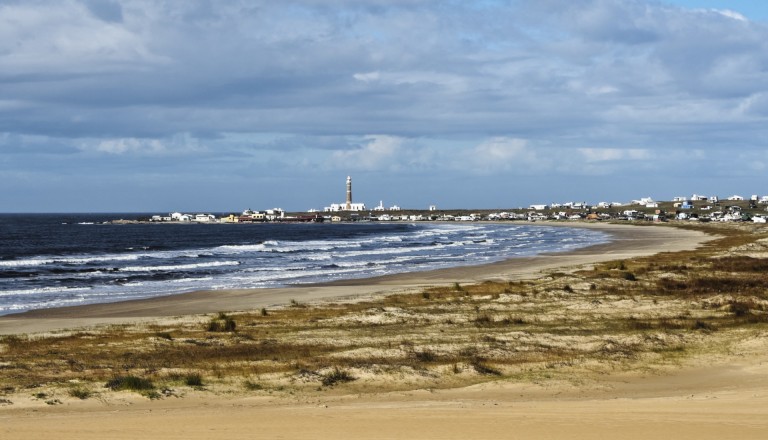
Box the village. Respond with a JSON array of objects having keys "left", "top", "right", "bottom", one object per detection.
[{"left": 144, "top": 192, "right": 768, "bottom": 225}]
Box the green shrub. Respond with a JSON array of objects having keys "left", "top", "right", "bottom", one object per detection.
[
  {"left": 321, "top": 368, "right": 356, "bottom": 387},
  {"left": 207, "top": 313, "right": 236, "bottom": 332},
  {"left": 155, "top": 332, "right": 173, "bottom": 340},
  {"left": 105, "top": 375, "right": 155, "bottom": 392},
  {"left": 185, "top": 373, "right": 204, "bottom": 387},
  {"left": 244, "top": 380, "right": 263, "bottom": 391},
  {"left": 470, "top": 359, "right": 502, "bottom": 376},
  {"left": 68, "top": 387, "right": 92, "bottom": 400},
  {"left": 622, "top": 272, "right": 637, "bottom": 281},
  {"left": 413, "top": 349, "right": 437, "bottom": 362}
]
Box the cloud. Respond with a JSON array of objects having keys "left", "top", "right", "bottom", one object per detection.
[
  {"left": 77, "top": 133, "right": 210, "bottom": 156},
  {"left": 0, "top": 1, "right": 165, "bottom": 76},
  {"left": 710, "top": 9, "right": 748, "bottom": 22},
  {"left": 465, "top": 137, "right": 542, "bottom": 173},
  {"left": 2, "top": 0, "right": 768, "bottom": 210},
  {"left": 578, "top": 148, "right": 653, "bottom": 162},
  {"left": 328, "top": 135, "right": 402, "bottom": 170}
]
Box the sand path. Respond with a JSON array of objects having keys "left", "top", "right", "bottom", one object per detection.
[{"left": 3, "top": 356, "right": 767, "bottom": 439}]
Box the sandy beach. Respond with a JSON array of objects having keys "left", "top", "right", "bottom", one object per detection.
[
  {"left": 5, "top": 222, "right": 768, "bottom": 440},
  {"left": 0, "top": 222, "right": 708, "bottom": 335}
]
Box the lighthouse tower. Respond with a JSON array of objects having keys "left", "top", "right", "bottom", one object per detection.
[{"left": 345, "top": 176, "right": 352, "bottom": 210}]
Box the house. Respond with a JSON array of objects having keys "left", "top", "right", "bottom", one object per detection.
[
  {"left": 632, "top": 197, "right": 655, "bottom": 206},
  {"left": 171, "top": 212, "right": 191, "bottom": 222},
  {"left": 265, "top": 208, "right": 284, "bottom": 221},
  {"left": 691, "top": 194, "right": 708, "bottom": 201},
  {"left": 727, "top": 195, "right": 744, "bottom": 201},
  {"left": 193, "top": 214, "right": 217, "bottom": 223},
  {"left": 529, "top": 204, "right": 549, "bottom": 210},
  {"left": 672, "top": 196, "right": 688, "bottom": 202}
]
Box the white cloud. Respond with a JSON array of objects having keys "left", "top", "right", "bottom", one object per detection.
[
  {"left": 353, "top": 71, "right": 380, "bottom": 82},
  {"left": 0, "top": 1, "right": 165, "bottom": 75},
  {"left": 578, "top": 148, "right": 653, "bottom": 162},
  {"left": 90, "top": 138, "right": 166, "bottom": 155},
  {"left": 3, "top": 0, "right": 768, "bottom": 210},
  {"left": 79, "top": 133, "right": 208, "bottom": 156},
  {"left": 465, "top": 137, "right": 543, "bottom": 173},
  {"left": 711, "top": 9, "right": 748, "bottom": 22},
  {"left": 329, "top": 135, "right": 402, "bottom": 170}
]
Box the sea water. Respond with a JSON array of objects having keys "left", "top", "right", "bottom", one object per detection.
[{"left": 0, "top": 214, "right": 609, "bottom": 315}]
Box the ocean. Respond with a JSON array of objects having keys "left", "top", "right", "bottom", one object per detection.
[{"left": 0, "top": 214, "right": 609, "bottom": 315}]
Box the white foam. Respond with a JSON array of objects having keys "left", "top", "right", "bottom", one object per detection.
[
  {"left": 119, "top": 261, "right": 240, "bottom": 272},
  {"left": 0, "top": 286, "right": 92, "bottom": 297}
]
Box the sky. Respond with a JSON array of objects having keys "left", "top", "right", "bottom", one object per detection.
[{"left": 1, "top": 0, "right": 767, "bottom": 212}]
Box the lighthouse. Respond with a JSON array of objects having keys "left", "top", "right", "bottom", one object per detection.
[
  {"left": 323, "top": 176, "right": 365, "bottom": 212},
  {"left": 345, "top": 176, "right": 352, "bottom": 210}
]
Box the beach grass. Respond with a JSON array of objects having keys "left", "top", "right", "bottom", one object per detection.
[{"left": 1, "top": 223, "right": 768, "bottom": 403}]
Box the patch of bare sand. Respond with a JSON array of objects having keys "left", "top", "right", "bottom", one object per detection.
[{"left": 2, "top": 353, "right": 767, "bottom": 440}]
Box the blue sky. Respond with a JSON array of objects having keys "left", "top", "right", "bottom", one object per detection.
[{"left": 1, "top": 0, "right": 767, "bottom": 212}]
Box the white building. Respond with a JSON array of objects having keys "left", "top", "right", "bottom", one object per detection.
[
  {"left": 193, "top": 214, "right": 217, "bottom": 223},
  {"left": 265, "top": 208, "right": 284, "bottom": 221},
  {"left": 324, "top": 176, "right": 367, "bottom": 212},
  {"left": 324, "top": 203, "right": 366, "bottom": 212},
  {"left": 171, "top": 212, "right": 191, "bottom": 222},
  {"left": 632, "top": 197, "right": 655, "bottom": 205}
]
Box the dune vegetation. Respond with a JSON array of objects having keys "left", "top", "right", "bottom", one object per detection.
[{"left": 1, "top": 223, "right": 768, "bottom": 406}]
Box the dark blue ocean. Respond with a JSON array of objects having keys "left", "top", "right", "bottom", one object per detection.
[{"left": 0, "top": 214, "right": 609, "bottom": 315}]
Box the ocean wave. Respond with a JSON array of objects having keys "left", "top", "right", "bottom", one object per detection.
[
  {"left": 119, "top": 261, "right": 240, "bottom": 272},
  {"left": 0, "top": 286, "right": 92, "bottom": 297},
  {"left": 0, "top": 221, "right": 610, "bottom": 316}
]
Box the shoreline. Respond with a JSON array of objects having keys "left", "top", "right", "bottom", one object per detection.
[
  {"left": 6, "top": 222, "right": 768, "bottom": 440},
  {"left": 0, "top": 222, "right": 711, "bottom": 335}
]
